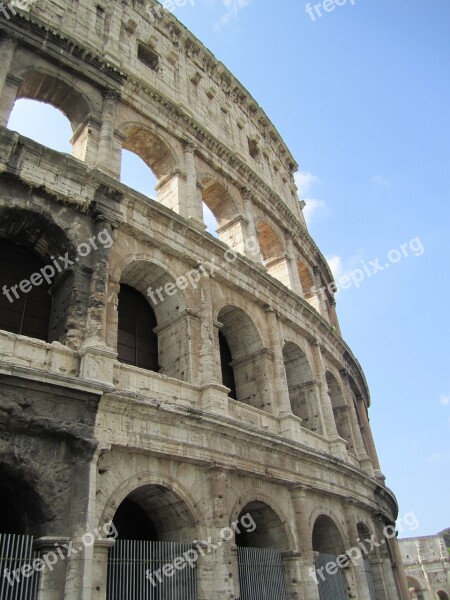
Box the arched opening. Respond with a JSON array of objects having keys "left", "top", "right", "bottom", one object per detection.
[
  {"left": 282, "top": 342, "right": 322, "bottom": 434},
  {"left": 217, "top": 306, "right": 270, "bottom": 411},
  {"left": 349, "top": 376, "right": 371, "bottom": 457},
  {"left": 357, "top": 522, "right": 377, "bottom": 600},
  {"left": 297, "top": 260, "right": 315, "bottom": 298},
  {"left": 437, "top": 592, "right": 449, "bottom": 600},
  {"left": 219, "top": 330, "right": 237, "bottom": 399},
  {"left": 200, "top": 177, "right": 244, "bottom": 249},
  {"left": 117, "top": 284, "right": 158, "bottom": 371},
  {"left": 121, "top": 125, "right": 176, "bottom": 203},
  {"left": 236, "top": 501, "right": 290, "bottom": 600},
  {"left": 407, "top": 576, "right": 425, "bottom": 600},
  {"left": 120, "top": 149, "right": 158, "bottom": 198},
  {"left": 7, "top": 98, "right": 73, "bottom": 153},
  {"left": 118, "top": 261, "right": 188, "bottom": 381},
  {"left": 326, "top": 372, "right": 355, "bottom": 453},
  {"left": 0, "top": 464, "right": 45, "bottom": 536},
  {"left": 7, "top": 71, "right": 91, "bottom": 160},
  {"left": 0, "top": 465, "right": 46, "bottom": 596},
  {"left": 256, "top": 220, "right": 292, "bottom": 288},
  {"left": 0, "top": 207, "right": 76, "bottom": 345},
  {"left": 0, "top": 239, "right": 52, "bottom": 341},
  {"left": 312, "top": 515, "right": 349, "bottom": 600},
  {"left": 108, "top": 484, "right": 198, "bottom": 599}
]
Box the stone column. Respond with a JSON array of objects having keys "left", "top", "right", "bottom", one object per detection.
[
  {"left": 90, "top": 539, "right": 115, "bottom": 600},
  {"left": 80, "top": 187, "right": 122, "bottom": 387},
  {"left": 96, "top": 89, "right": 121, "bottom": 177},
  {"left": 286, "top": 235, "right": 303, "bottom": 295},
  {"left": 387, "top": 534, "right": 411, "bottom": 600},
  {"left": 290, "top": 486, "right": 320, "bottom": 600},
  {"left": 33, "top": 537, "right": 70, "bottom": 600},
  {"left": 342, "top": 501, "right": 371, "bottom": 600},
  {"left": 264, "top": 306, "right": 292, "bottom": 419},
  {"left": 329, "top": 298, "right": 342, "bottom": 336},
  {"left": 312, "top": 265, "right": 328, "bottom": 319},
  {"left": 340, "top": 370, "right": 373, "bottom": 473},
  {"left": 373, "top": 516, "right": 401, "bottom": 600},
  {"left": 241, "top": 188, "right": 262, "bottom": 262},
  {"left": 183, "top": 141, "right": 204, "bottom": 224},
  {"left": 0, "top": 32, "right": 17, "bottom": 97},
  {"left": 0, "top": 73, "right": 22, "bottom": 127},
  {"left": 310, "top": 343, "right": 346, "bottom": 459},
  {"left": 355, "top": 394, "right": 383, "bottom": 476}
]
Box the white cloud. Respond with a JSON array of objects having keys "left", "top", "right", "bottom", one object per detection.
[
  {"left": 303, "top": 198, "right": 327, "bottom": 225},
  {"left": 439, "top": 394, "right": 450, "bottom": 407},
  {"left": 215, "top": 0, "right": 251, "bottom": 29},
  {"left": 327, "top": 255, "right": 344, "bottom": 281},
  {"left": 372, "top": 175, "right": 391, "bottom": 190},
  {"left": 295, "top": 171, "right": 321, "bottom": 196}
]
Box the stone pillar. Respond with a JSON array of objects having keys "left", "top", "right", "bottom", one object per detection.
[
  {"left": 312, "top": 265, "right": 328, "bottom": 319},
  {"left": 0, "top": 33, "right": 17, "bottom": 97},
  {"left": 342, "top": 502, "right": 371, "bottom": 600},
  {"left": 33, "top": 537, "right": 70, "bottom": 600},
  {"left": 286, "top": 235, "right": 303, "bottom": 295},
  {"left": 264, "top": 306, "right": 292, "bottom": 419},
  {"left": 373, "top": 516, "right": 401, "bottom": 600},
  {"left": 216, "top": 215, "right": 248, "bottom": 256},
  {"left": 241, "top": 188, "right": 262, "bottom": 262},
  {"left": 90, "top": 539, "right": 115, "bottom": 600},
  {"left": 80, "top": 187, "right": 122, "bottom": 387},
  {"left": 0, "top": 73, "right": 21, "bottom": 127},
  {"left": 329, "top": 298, "right": 342, "bottom": 336},
  {"left": 290, "top": 486, "right": 320, "bottom": 600},
  {"left": 95, "top": 90, "right": 121, "bottom": 177},
  {"left": 387, "top": 534, "right": 411, "bottom": 600},
  {"left": 183, "top": 141, "right": 204, "bottom": 224},
  {"left": 340, "top": 370, "right": 373, "bottom": 473},
  {"left": 355, "top": 394, "right": 383, "bottom": 476},
  {"left": 310, "top": 343, "right": 346, "bottom": 459}
]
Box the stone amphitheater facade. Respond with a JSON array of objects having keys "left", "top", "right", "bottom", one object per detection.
[{"left": 0, "top": 1, "right": 410, "bottom": 599}]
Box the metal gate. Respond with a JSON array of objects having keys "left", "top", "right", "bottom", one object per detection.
[
  {"left": 0, "top": 533, "right": 40, "bottom": 600},
  {"left": 237, "top": 546, "right": 288, "bottom": 600},
  {"left": 363, "top": 557, "right": 377, "bottom": 600},
  {"left": 315, "top": 553, "right": 347, "bottom": 600},
  {"left": 107, "top": 540, "right": 197, "bottom": 600}
]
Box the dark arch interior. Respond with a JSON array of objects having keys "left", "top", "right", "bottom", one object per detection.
[
  {"left": 117, "top": 284, "right": 159, "bottom": 371},
  {"left": 312, "top": 515, "right": 345, "bottom": 555},
  {"left": 236, "top": 501, "right": 288, "bottom": 550},
  {"left": 0, "top": 239, "right": 52, "bottom": 341},
  {"left": 0, "top": 465, "right": 45, "bottom": 535},
  {"left": 112, "top": 499, "right": 158, "bottom": 541},
  {"left": 219, "top": 330, "right": 237, "bottom": 398}
]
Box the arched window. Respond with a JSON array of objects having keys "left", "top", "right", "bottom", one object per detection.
[
  {"left": 219, "top": 330, "right": 237, "bottom": 398},
  {"left": 117, "top": 284, "right": 158, "bottom": 371},
  {"left": 120, "top": 149, "right": 158, "bottom": 198},
  {"left": 0, "top": 239, "right": 52, "bottom": 341}
]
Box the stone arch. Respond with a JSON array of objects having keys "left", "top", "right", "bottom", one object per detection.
[
  {"left": 407, "top": 576, "right": 426, "bottom": 600},
  {"left": 120, "top": 123, "right": 178, "bottom": 179},
  {"left": 15, "top": 68, "right": 92, "bottom": 132},
  {"left": 0, "top": 205, "right": 78, "bottom": 345},
  {"left": 282, "top": 341, "right": 322, "bottom": 433},
  {"left": 230, "top": 491, "right": 295, "bottom": 551},
  {"left": 326, "top": 371, "right": 355, "bottom": 453},
  {"left": 437, "top": 591, "right": 449, "bottom": 600},
  {"left": 0, "top": 457, "right": 55, "bottom": 536},
  {"left": 199, "top": 175, "right": 239, "bottom": 228},
  {"left": 116, "top": 258, "right": 189, "bottom": 380},
  {"left": 298, "top": 259, "right": 315, "bottom": 298},
  {"left": 217, "top": 304, "right": 271, "bottom": 411},
  {"left": 311, "top": 512, "right": 347, "bottom": 555},
  {"left": 99, "top": 471, "right": 203, "bottom": 542},
  {"left": 256, "top": 219, "right": 284, "bottom": 262}
]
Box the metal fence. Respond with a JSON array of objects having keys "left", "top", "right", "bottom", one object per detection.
[
  {"left": 315, "top": 553, "right": 348, "bottom": 600},
  {"left": 237, "top": 546, "right": 288, "bottom": 600},
  {"left": 107, "top": 540, "right": 197, "bottom": 600},
  {"left": 0, "top": 533, "right": 40, "bottom": 600}
]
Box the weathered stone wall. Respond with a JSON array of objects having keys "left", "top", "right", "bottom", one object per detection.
[
  {"left": 0, "top": 2, "right": 410, "bottom": 599},
  {"left": 399, "top": 536, "right": 450, "bottom": 600}
]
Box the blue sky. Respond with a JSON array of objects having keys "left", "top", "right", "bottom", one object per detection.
[{"left": 8, "top": 0, "right": 450, "bottom": 537}]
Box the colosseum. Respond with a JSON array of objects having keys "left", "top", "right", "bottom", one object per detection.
[{"left": 0, "top": 1, "right": 410, "bottom": 599}]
